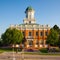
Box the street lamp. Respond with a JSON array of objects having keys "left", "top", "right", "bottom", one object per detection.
[
  {"left": 21, "top": 44, "right": 24, "bottom": 60},
  {"left": 15, "top": 44, "right": 19, "bottom": 53},
  {"left": 12, "top": 44, "right": 16, "bottom": 60}
]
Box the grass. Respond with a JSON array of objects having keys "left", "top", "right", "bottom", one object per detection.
[
  {"left": 0, "top": 50, "right": 3, "bottom": 53},
  {"left": 0, "top": 48, "right": 60, "bottom": 56},
  {"left": 0, "top": 48, "right": 13, "bottom": 53},
  {"left": 0, "top": 48, "right": 22, "bottom": 53},
  {"left": 24, "top": 52, "right": 60, "bottom": 56}
]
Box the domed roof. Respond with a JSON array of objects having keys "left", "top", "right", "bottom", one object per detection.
[{"left": 25, "top": 6, "right": 34, "bottom": 13}]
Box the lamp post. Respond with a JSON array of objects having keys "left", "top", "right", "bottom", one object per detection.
[
  {"left": 15, "top": 44, "right": 19, "bottom": 53},
  {"left": 12, "top": 44, "right": 16, "bottom": 60},
  {"left": 21, "top": 44, "right": 24, "bottom": 60}
]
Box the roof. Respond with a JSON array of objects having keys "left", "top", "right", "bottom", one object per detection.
[
  {"left": 25, "top": 6, "right": 34, "bottom": 13},
  {"left": 19, "top": 23, "right": 39, "bottom": 26}
]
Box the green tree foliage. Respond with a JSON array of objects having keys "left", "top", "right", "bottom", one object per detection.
[
  {"left": 46, "top": 29, "right": 59, "bottom": 46},
  {"left": 53, "top": 25, "right": 60, "bottom": 34},
  {"left": 1, "top": 28, "right": 24, "bottom": 45},
  {"left": 58, "top": 35, "right": 60, "bottom": 48},
  {"left": 0, "top": 38, "right": 3, "bottom": 46},
  {"left": 0, "top": 38, "right": 1, "bottom": 41},
  {"left": 53, "top": 25, "right": 60, "bottom": 47},
  {"left": 0, "top": 38, "right": 1, "bottom": 46}
]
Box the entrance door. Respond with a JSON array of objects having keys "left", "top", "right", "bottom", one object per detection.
[{"left": 29, "top": 40, "right": 33, "bottom": 47}]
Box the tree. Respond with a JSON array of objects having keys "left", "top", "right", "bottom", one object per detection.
[
  {"left": 53, "top": 25, "right": 60, "bottom": 34},
  {"left": 58, "top": 35, "right": 60, "bottom": 48},
  {"left": 0, "top": 38, "right": 1, "bottom": 46},
  {"left": 46, "top": 29, "right": 59, "bottom": 46},
  {"left": 1, "top": 28, "right": 24, "bottom": 46},
  {"left": 52, "top": 25, "right": 60, "bottom": 48},
  {"left": 0, "top": 38, "right": 1, "bottom": 41},
  {"left": 0, "top": 38, "right": 3, "bottom": 46}
]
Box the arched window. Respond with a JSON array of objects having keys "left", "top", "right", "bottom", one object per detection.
[
  {"left": 36, "top": 31, "right": 38, "bottom": 36},
  {"left": 29, "top": 32, "right": 32, "bottom": 36},
  {"left": 40, "top": 32, "right": 43, "bottom": 36}
]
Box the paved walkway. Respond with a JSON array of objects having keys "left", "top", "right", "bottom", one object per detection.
[{"left": 0, "top": 52, "right": 60, "bottom": 60}]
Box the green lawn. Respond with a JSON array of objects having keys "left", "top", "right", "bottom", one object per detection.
[
  {"left": 0, "top": 48, "right": 60, "bottom": 56},
  {"left": 0, "top": 50, "right": 3, "bottom": 53},
  {"left": 0, "top": 48, "right": 13, "bottom": 53},
  {"left": 0, "top": 48, "right": 22, "bottom": 53},
  {"left": 24, "top": 52, "right": 60, "bottom": 56}
]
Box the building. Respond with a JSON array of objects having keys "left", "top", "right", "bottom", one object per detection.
[{"left": 10, "top": 6, "right": 50, "bottom": 49}]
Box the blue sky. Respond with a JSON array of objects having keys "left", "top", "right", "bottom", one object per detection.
[{"left": 0, "top": 0, "right": 60, "bottom": 36}]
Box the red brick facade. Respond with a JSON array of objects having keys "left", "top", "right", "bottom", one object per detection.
[{"left": 21, "top": 29, "right": 50, "bottom": 49}]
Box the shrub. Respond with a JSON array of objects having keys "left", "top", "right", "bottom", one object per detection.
[
  {"left": 39, "top": 48, "right": 48, "bottom": 53},
  {"left": 48, "top": 48, "right": 60, "bottom": 52}
]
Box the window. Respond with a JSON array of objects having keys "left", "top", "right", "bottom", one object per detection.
[
  {"left": 40, "top": 32, "right": 43, "bottom": 36},
  {"left": 23, "top": 32, "right": 25, "bottom": 36},
  {"left": 26, "top": 15, "right": 28, "bottom": 18},
  {"left": 29, "top": 32, "right": 32, "bottom": 36},
  {"left": 29, "top": 12, "right": 31, "bottom": 19},
  {"left": 29, "top": 40, "right": 33, "bottom": 46},
  {"left": 45, "top": 32, "right": 48, "bottom": 36},
  {"left": 29, "top": 21, "right": 31, "bottom": 24},
  {"left": 39, "top": 40, "right": 44, "bottom": 45},
  {"left": 36, "top": 40, "right": 39, "bottom": 45},
  {"left": 36, "top": 32, "right": 38, "bottom": 36}
]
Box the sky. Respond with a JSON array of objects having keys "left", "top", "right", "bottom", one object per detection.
[{"left": 0, "top": 0, "right": 60, "bottom": 37}]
